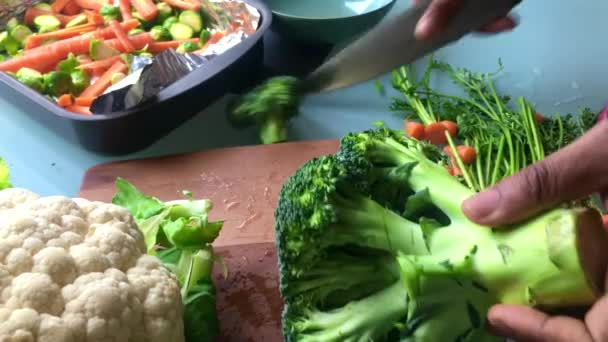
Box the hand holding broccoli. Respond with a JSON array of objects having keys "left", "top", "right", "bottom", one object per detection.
[
  {"left": 413, "top": 0, "right": 518, "bottom": 40},
  {"left": 463, "top": 121, "right": 608, "bottom": 341}
]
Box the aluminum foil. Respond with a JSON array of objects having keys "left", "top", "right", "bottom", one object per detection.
[
  {"left": 91, "top": 0, "right": 261, "bottom": 114},
  {"left": 0, "top": 0, "right": 41, "bottom": 30}
]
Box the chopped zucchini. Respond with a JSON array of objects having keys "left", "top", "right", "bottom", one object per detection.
[
  {"left": 9, "top": 25, "right": 33, "bottom": 44},
  {"left": 66, "top": 14, "right": 88, "bottom": 28},
  {"left": 33, "top": 15, "right": 61, "bottom": 33},
  {"left": 149, "top": 25, "right": 170, "bottom": 41},
  {"left": 16, "top": 67, "right": 44, "bottom": 93},
  {"left": 178, "top": 10, "right": 203, "bottom": 33},
  {"left": 100, "top": 5, "right": 121, "bottom": 22},
  {"left": 6, "top": 18, "right": 19, "bottom": 30},
  {"left": 111, "top": 72, "right": 126, "bottom": 85},
  {"left": 90, "top": 39, "right": 120, "bottom": 60},
  {"left": 162, "top": 16, "right": 178, "bottom": 31},
  {"left": 199, "top": 28, "right": 211, "bottom": 46},
  {"left": 70, "top": 70, "right": 91, "bottom": 95},
  {"left": 128, "top": 28, "right": 145, "bottom": 35},
  {"left": 169, "top": 22, "right": 193, "bottom": 40},
  {"left": 156, "top": 2, "right": 173, "bottom": 23},
  {"left": 43, "top": 71, "right": 73, "bottom": 97},
  {"left": 33, "top": 3, "right": 53, "bottom": 11},
  {"left": 176, "top": 41, "right": 198, "bottom": 54}
]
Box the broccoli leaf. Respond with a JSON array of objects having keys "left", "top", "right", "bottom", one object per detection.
[{"left": 0, "top": 158, "right": 10, "bottom": 190}]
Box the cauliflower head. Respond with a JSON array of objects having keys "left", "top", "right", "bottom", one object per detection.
[{"left": 0, "top": 188, "right": 185, "bottom": 342}]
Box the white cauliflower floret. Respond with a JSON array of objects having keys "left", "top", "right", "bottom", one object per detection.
[{"left": 0, "top": 189, "right": 185, "bottom": 342}]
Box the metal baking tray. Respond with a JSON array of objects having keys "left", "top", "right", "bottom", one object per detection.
[{"left": 0, "top": 0, "right": 271, "bottom": 155}]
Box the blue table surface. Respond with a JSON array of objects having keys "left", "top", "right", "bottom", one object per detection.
[{"left": 2, "top": 0, "right": 607, "bottom": 197}]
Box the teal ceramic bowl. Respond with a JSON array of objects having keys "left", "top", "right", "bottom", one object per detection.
[{"left": 266, "top": 0, "right": 397, "bottom": 45}]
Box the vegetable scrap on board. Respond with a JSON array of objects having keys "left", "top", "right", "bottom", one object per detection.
[{"left": 0, "top": 0, "right": 260, "bottom": 114}]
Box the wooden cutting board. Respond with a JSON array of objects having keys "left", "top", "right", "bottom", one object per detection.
[{"left": 78, "top": 139, "right": 340, "bottom": 342}]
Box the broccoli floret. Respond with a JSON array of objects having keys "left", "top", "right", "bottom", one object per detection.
[
  {"left": 228, "top": 76, "right": 301, "bottom": 145},
  {"left": 275, "top": 127, "right": 608, "bottom": 341}
]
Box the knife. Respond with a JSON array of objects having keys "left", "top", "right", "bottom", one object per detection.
[{"left": 297, "top": 0, "right": 522, "bottom": 94}]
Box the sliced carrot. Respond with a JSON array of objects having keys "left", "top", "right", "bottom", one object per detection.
[
  {"left": 24, "top": 23, "right": 98, "bottom": 49},
  {"left": 147, "top": 38, "right": 198, "bottom": 53},
  {"left": 74, "top": 0, "right": 108, "bottom": 11},
  {"left": 74, "top": 96, "right": 96, "bottom": 106},
  {"left": 440, "top": 120, "right": 458, "bottom": 138},
  {"left": 79, "top": 60, "right": 128, "bottom": 98},
  {"left": 51, "top": 0, "right": 72, "bottom": 13},
  {"left": 405, "top": 121, "right": 425, "bottom": 140},
  {"left": 109, "top": 20, "right": 135, "bottom": 53},
  {"left": 118, "top": 0, "right": 133, "bottom": 21},
  {"left": 84, "top": 10, "right": 105, "bottom": 25},
  {"left": 66, "top": 105, "right": 92, "bottom": 115},
  {"left": 1, "top": 21, "right": 140, "bottom": 73},
  {"left": 77, "top": 55, "right": 122, "bottom": 71},
  {"left": 62, "top": 0, "right": 81, "bottom": 15},
  {"left": 56, "top": 94, "right": 73, "bottom": 107},
  {"left": 424, "top": 122, "right": 449, "bottom": 145},
  {"left": 162, "top": 0, "right": 200, "bottom": 11},
  {"left": 24, "top": 19, "right": 139, "bottom": 55},
  {"left": 130, "top": 0, "right": 158, "bottom": 21},
  {"left": 25, "top": 8, "right": 78, "bottom": 27}
]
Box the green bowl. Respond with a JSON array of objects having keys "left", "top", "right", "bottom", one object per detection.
[{"left": 267, "top": 0, "right": 397, "bottom": 45}]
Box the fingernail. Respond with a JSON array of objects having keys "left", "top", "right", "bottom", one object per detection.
[
  {"left": 415, "top": 16, "right": 431, "bottom": 40},
  {"left": 462, "top": 188, "right": 501, "bottom": 221}
]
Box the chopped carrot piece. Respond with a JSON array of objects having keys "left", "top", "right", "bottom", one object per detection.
[
  {"left": 148, "top": 38, "right": 198, "bottom": 53},
  {"left": 405, "top": 121, "right": 425, "bottom": 140},
  {"left": 77, "top": 55, "right": 122, "bottom": 71},
  {"left": 56, "top": 94, "right": 73, "bottom": 107},
  {"left": 130, "top": 0, "right": 158, "bottom": 21},
  {"left": 84, "top": 10, "right": 105, "bottom": 25},
  {"left": 118, "top": 0, "right": 133, "bottom": 21},
  {"left": 424, "top": 122, "right": 449, "bottom": 145},
  {"left": 24, "top": 23, "right": 97, "bottom": 49},
  {"left": 75, "top": 96, "right": 96, "bottom": 106},
  {"left": 109, "top": 20, "right": 135, "bottom": 53},
  {"left": 79, "top": 60, "right": 128, "bottom": 98},
  {"left": 51, "top": 0, "right": 72, "bottom": 13},
  {"left": 162, "top": 0, "right": 200, "bottom": 11},
  {"left": 104, "top": 32, "right": 153, "bottom": 52},
  {"left": 440, "top": 120, "right": 458, "bottom": 138},
  {"left": 66, "top": 105, "right": 92, "bottom": 114},
  {"left": 603, "top": 215, "right": 608, "bottom": 229},
  {"left": 62, "top": 0, "right": 81, "bottom": 15},
  {"left": 75, "top": 0, "right": 108, "bottom": 11}
]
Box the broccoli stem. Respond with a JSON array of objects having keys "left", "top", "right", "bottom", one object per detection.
[
  {"left": 292, "top": 281, "right": 408, "bottom": 342},
  {"left": 418, "top": 207, "right": 606, "bottom": 307},
  {"left": 328, "top": 191, "right": 428, "bottom": 255}
]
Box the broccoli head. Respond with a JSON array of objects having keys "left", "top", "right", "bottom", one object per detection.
[
  {"left": 228, "top": 76, "right": 301, "bottom": 145},
  {"left": 275, "top": 127, "right": 608, "bottom": 341}
]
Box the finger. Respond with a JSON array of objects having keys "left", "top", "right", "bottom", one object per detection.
[
  {"left": 415, "top": 0, "right": 464, "bottom": 40},
  {"left": 462, "top": 121, "right": 608, "bottom": 226},
  {"left": 477, "top": 16, "right": 517, "bottom": 33},
  {"left": 487, "top": 304, "right": 593, "bottom": 342},
  {"left": 585, "top": 295, "right": 608, "bottom": 341}
]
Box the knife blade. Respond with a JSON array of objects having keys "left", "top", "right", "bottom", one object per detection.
[{"left": 297, "top": 0, "right": 522, "bottom": 94}]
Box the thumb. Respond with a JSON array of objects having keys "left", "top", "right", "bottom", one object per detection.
[
  {"left": 487, "top": 304, "right": 593, "bottom": 342},
  {"left": 462, "top": 122, "right": 608, "bottom": 226}
]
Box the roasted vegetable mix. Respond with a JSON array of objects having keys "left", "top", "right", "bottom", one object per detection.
[
  {"left": 0, "top": 0, "right": 257, "bottom": 114},
  {"left": 274, "top": 58, "right": 608, "bottom": 341}
]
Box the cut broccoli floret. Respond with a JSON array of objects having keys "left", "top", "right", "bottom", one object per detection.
[
  {"left": 228, "top": 76, "right": 301, "bottom": 145},
  {"left": 275, "top": 127, "right": 608, "bottom": 341}
]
